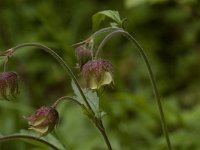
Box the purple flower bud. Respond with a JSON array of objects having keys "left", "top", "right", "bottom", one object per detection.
[
  {"left": 82, "top": 59, "right": 113, "bottom": 89},
  {"left": 26, "top": 106, "right": 59, "bottom": 136},
  {"left": 75, "top": 44, "right": 91, "bottom": 69},
  {"left": 0, "top": 72, "right": 19, "bottom": 100}
]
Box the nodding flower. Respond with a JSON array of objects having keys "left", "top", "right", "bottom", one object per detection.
[
  {"left": 0, "top": 71, "right": 19, "bottom": 100},
  {"left": 82, "top": 59, "right": 114, "bottom": 89},
  {"left": 75, "top": 44, "right": 92, "bottom": 69},
  {"left": 26, "top": 106, "right": 59, "bottom": 136}
]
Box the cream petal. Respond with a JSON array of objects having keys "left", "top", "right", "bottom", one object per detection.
[
  {"left": 28, "top": 117, "right": 46, "bottom": 126},
  {"left": 99, "top": 72, "right": 113, "bottom": 87},
  {"left": 29, "top": 126, "right": 49, "bottom": 134},
  {"left": 89, "top": 75, "right": 98, "bottom": 90}
]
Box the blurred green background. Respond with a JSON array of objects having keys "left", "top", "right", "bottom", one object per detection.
[{"left": 0, "top": 0, "right": 200, "bottom": 149}]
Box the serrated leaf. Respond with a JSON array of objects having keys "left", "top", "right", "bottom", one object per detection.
[{"left": 92, "top": 10, "right": 122, "bottom": 31}]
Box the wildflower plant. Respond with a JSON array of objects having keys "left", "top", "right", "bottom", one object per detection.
[{"left": 0, "top": 10, "right": 171, "bottom": 150}]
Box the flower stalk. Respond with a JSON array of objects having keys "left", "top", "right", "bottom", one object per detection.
[
  {"left": 52, "top": 96, "right": 82, "bottom": 108},
  {"left": 9, "top": 43, "right": 94, "bottom": 115},
  {"left": 95, "top": 29, "right": 172, "bottom": 150},
  {"left": 2, "top": 42, "right": 113, "bottom": 150}
]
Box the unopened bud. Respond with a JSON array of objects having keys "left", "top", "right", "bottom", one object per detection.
[
  {"left": 0, "top": 71, "right": 19, "bottom": 100},
  {"left": 26, "top": 106, "right": 59, "bottom": 136},
  {"left": 75, "top": 44, "right": 91, "bottom": 69}
]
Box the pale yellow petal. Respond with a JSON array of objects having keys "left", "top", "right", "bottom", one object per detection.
[
  {"left": 29, "top": 126, "right": 49, "bottom": 134},
  {"left": 99, "top": 72, "right": 113, "bottom": 86},
  {"left": 89, "top": 75, "right": 98, "bottom": 90},
  {"left": 28, "top": 117, "right": 46, "bottom": 126}
]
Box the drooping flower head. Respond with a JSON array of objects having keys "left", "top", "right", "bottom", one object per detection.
[
  {"left": 0, "top": 71, "right": 19, "bottom": 100},
  {"left": 75, "top": 44, "right": 92, "bottom": 69},
  {"left": 26, "top": 106, "right": 59, "bottom": 136},
  {"left": 82, "top": 59, "right": 114, "bottom": 89}
]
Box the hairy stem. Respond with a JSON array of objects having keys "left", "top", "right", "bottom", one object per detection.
[
  {"left": 10, "top": 43, "right": 94, "bottom": 114},
  {"left": 96, "top": 29, "right": 172, "bottom": 150},
  {"left": 0, "top": 134, "right": 60, "bottom": 150}
]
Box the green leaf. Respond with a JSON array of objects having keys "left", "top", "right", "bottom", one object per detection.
[
  {"left": 71, "top": 80, "right": 100, "bottom": 115},
  {"left": 71, "top": 80, "right": 85, "bottom": 105},
  {"left": 92, "top": 10, "right": 122, "bottom": 31},
  {"left": 42, "top": 133, "right": 67, "bottom": 150},
  {"left": 84, "top": 90, "right": 99, "bottom": 114},
  {"left": 110, "top": 22, "right": 118, "bottom": 27}
]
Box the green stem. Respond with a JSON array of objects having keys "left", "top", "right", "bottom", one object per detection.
[
  {"left": 0, "top": 134, "right": 60, "bottom": 150},
  {"left": 5, "top": 43, "right": 112, "bottom": 149},
  {"left": 51, "top": 96, "right": 112, "bottom": 150},
  {"left": 90, "top": 27, "right": 120, "bottom": 38},
  {"left": 96, "top": 29, "right": 172, "bottom": 150},
  {"left": 10, "top": 43, "right": 94, "bottom": 114},
  {"left": 95, "top": 119, "right": 112, "bottom": 150},
  {"left": 72, "top": 27, "right": 120, "bottom": 47},
  {"left": 72, "top": 27, "right": 120, "bottom": 60},
  {"left": 52, "top": 96, "right": 82, "bottom": 108}
]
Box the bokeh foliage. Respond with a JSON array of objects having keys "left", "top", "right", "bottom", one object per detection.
[{"left": 0, "top": 0, "right": 200, "bottom": 149}]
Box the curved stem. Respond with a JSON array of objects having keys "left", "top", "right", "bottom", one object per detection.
[
  {"left": 96, "top": 29, "right": 172, "bottom": 150},
  {"left": 10, "top": 43, "right": 94, "bottom": 114},
  {"left": 51, "top": 96, "right": 113, "bottom": 150},
  {"left": 0, "top": 134, "right": 60, "bottom": 150},
  {"left": 90, "top": 27, "right": 120, "bottom": 38},
  {"left": 4, "top": 43, "right": 112, "bottom": 149},
  {"left": 52, "top": 96, "right": 82, "bottom": 108},
  {"left": 72, "top": 27, "right": 120, "bottom": 47}
]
